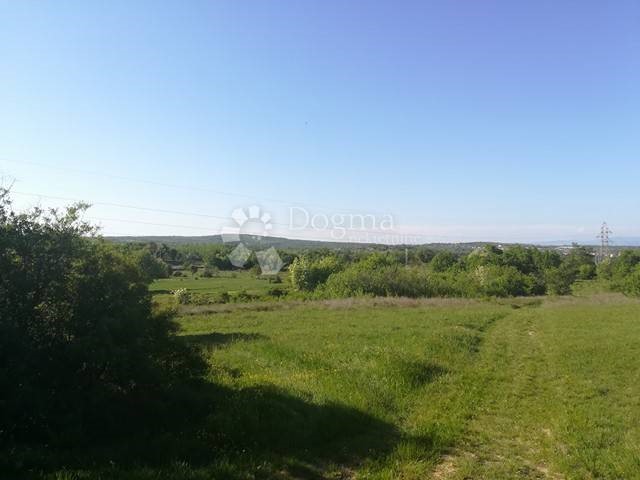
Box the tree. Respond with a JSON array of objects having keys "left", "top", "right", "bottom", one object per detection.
[
  {"left": 623, "top": 266, "right": 640, "bottom": 297},
  {"left": 290, "top": 255, "right": 342, "bottom": 291},
  {"left": 0, "top": 191, "right": 205, "bottom": 444},
  {"left": 545, "top": 266, "right": 574, "bottom": 295},
  {"left": 430, "top": 251, "right": 457, "bottom": 272},
  {"left": 133, "top": 249, "right": 170, "bottom": 280}
]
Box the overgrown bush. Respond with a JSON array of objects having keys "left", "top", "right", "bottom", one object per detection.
[
  {"left": 622, "top": 266, "right": 640, "bottom": 297},
  {"left": 202, "top": 266, "right": 216, "bottom": 278},
  {"left": 132, "top": 250, "right": 170, "bottom": 280},
  {"left": 429, "top": 251, "right": 457, "bottom": 272},
  {"left": 0, "top": 191, "right": 206, "bottom": 445},
  {"left": 545, "top": 266, "right": 574, "bottom": 295},
  {"left": 173, "top": 288, "right": 191, "bottom": 304},
  {"left": 471, "top": 265, "right": 533, "bottom": 297},
  {"left": 290, "top": 255, "right": 343, "bottom": 291},
  {"left": 267, "top": 287, "right": 287, "bottom": 298}
]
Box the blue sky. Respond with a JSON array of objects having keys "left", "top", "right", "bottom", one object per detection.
[{"left": 1, "top": 1, "right": 638, "bottom": 243}]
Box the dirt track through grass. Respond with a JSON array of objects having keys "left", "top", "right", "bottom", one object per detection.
[{"left": 434, "top": 297, "right": 640, "bottom": 479}]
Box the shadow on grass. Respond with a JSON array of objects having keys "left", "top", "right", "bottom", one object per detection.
[
  {"left": 8, "top": 381, "right": 437, "bottom": 479},
  {"left": 397, "top": 360, "right": 448, "bottom": 387},
  {"left": 181, "top": 331, "right": 268, "bottom": 348}
]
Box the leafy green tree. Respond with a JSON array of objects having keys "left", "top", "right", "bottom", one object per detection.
[
  {"left": 133, "top": 249, "right": 170, "bottom": 280},
  {"left": 471, "top": 265, "right": 530, "bottom": 297},
  {"left": 545, "top": 266, "right": 574, "bottom": 295},
  {"left": 430, "top": 251, "right": 457, "bottom": 272},
  {"left": 622, "top": 266, "right": 640, "bottom": 297},
  {"left": 0, "top": 191, "right": 205, "bottom": 443},
  {"left": 290, "top": 255, "right": 343, "bottom": 291},
  {"left": 564, "top": 244, "right": 596, "bottom": 279}
]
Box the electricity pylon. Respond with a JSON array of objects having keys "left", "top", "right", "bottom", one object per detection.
[{"left": 596, "top": 222, "right": 612, "bottom": 264}]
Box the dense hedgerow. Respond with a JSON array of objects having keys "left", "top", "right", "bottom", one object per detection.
[{"left": 290, "top": 245, "right": 597, "bottom": 299}]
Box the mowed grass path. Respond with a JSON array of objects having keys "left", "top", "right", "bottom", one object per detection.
[
  {"left": 447, "top": 297, "right": 640, "bottom": 479},
  {"left": 46, "top": 295, "right": 640, "bottom": 479}
]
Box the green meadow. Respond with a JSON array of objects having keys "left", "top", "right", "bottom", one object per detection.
[
  {"left": 44, "top": 292, "right": 640, "bottom": 479},
  {"left": 149, "top": 271, "right": 291, "bottom": 305}
]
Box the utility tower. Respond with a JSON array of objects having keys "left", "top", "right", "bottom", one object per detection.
[{"left": 596, "top": 222, "right": 612, "bottom": 264}]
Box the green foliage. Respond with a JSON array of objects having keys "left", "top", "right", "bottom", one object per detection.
[
  {"left": 202, "top": 266, "right": 216, "bottom": 278},
  {"left": 605, "top": 250, "right": 640, "bottom": 291},
  {"left": 173, "top": 287, "right": 191, "bottom": 304},
  {"left": 545, "top": 266, "right": 574, "bottom": 295},
  {"left": 132, "top": 249, "right": 170, "bottom": 280},
  {"left": 267, "top": 287, "right": 287, "bottom": 298},
  {"left": 320, "top": 250, "right": 546, "bottom": 299},
  {"left": 622, "top": 266, "right": 640, "bottom": 297},
  {"left": 290, "top": 255, "right": 343, "bottom": 291},
  {"left": 429, "top": 251, "right": 457, "bottom": 272},
  {"left": 0, "top": 191, "right": 205, "bottom": 444},
  {"left": 471, "top": 265, "right": 532, "bottom": 297}
]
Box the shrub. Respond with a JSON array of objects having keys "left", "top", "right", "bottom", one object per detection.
[
  {"left": 290, "top": 255, "right": 342, "bottom": 291},
  {"left": 217, "top": 291, "right": 231, "bottom": 303},
  {"left": 202, "top": 266, "right": 216, "bottom": 278},
  {"left": 607, "top": 250, "right": 640, "bottom": 290},
  {"left": 578, "top": 263, "right": 596, "bottom": 280},
  {"left": 267, "top": 287, "right": 287, "bottom": 298},
  {"left": 172, "top": 288, "right": 191, "bottom": 304},
  {"left": 545, "top": 267, "right": 573, "bottom": 295},
  {"left": 622, "top": 266, "right": 640, "bottom": 297},
  {"left": 235, "top": 290, "right": 259, "bottom": 302},
  {"left": 430, "top": 251, "right": 457, "bottom": 272},
  {"left": 0, "top": 192, "right": 206, "bottom": 444},
  {"left": 133, "top": 250, "right": 170, "bottom": 280},
  {"left": 472, "top": 265, "right": 530, "bottom": 297}
]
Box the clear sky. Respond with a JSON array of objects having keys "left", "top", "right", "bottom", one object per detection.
[{"left": 1, "top": 1, "right": 638, "bottom": 243}]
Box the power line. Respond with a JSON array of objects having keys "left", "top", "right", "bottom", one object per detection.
[
  {"left": 1, "top": 158, "right": 390, "bottom": 215},
  {"left": 10, "top": 189, "right": 419, "bottom": 240},
  {"left": 12, "top": 190, "right": 246, "bottom": 222},
  {"left": 87, "top": 216, "right": 220, "bottom": 232}
]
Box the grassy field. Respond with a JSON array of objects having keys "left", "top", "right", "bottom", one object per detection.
[
  {"left": 150, "top": 271, "right": 291, "bottom": 304},
  {"left": 40, "top": 293, "right": 640, "bottom": 479}
]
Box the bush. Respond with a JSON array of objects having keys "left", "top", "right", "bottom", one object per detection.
[
  {"left": 430, "top": 251, "right": 457, "bottom": 272},
  {"left": 235, "top": 290, "right": 259, "bottom": 302},
  {"left": 267, "top": 287, "right": 287, "bottom": 298},
  {"left": 172, "top": 288, "right": 191, "bottom": 304},
  {"left": 471, "top": 265, "right": 531, "bottom": 297},
  {"left": 290, "top": 255, "right": 343, "bottom": 291},
  {"left": 202, "top": 266, "right": 216, "bottom": 278},
  {"left": 133, "top": 250, "right": 170, "bottom": 280},
  {"left": 622, "top": 266, "right": 640, "bottom": 297},
  {"left": 0, "top": 192, "right": 205, "bottom": 444},
  {"left": 545, "top": 267, "right": 573, "bottom": 295},
  {"left": 321, "top": 263, "right": 463, "bottom": 299},
  {"left": 217, "top": 291, "right": 231, "bottom": 303},
  {"left": 578, "top": 263, "right": 596, "bottom": 280}
]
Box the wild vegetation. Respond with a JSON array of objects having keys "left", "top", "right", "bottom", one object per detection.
[
  {"left": 4, "top": 191, "right": 640, "bottom": 479},
  {"left": 0, "top": 192, "right": 207, "bottom": 465}
]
